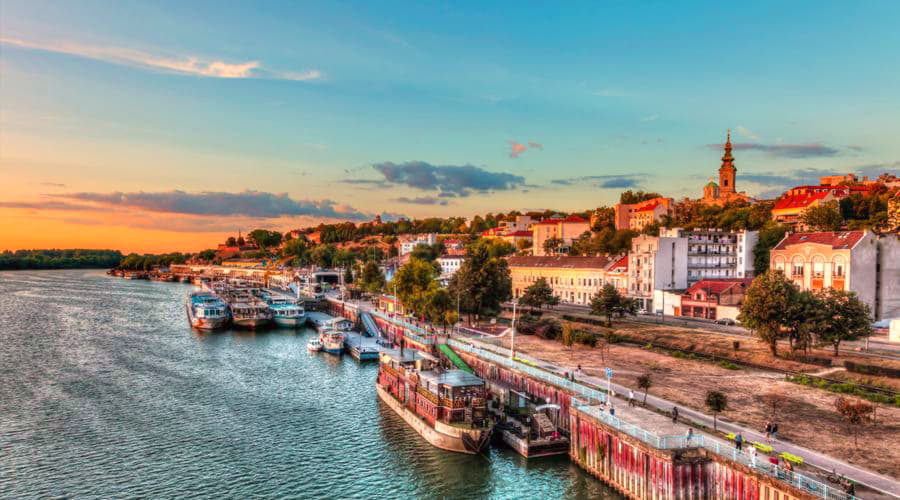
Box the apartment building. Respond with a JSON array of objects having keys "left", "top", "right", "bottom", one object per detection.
[
  {"left": 531, "top": 215, "right": 591, "bottom": 256},
  {"left": 661, "top": 228, "right": 757, "bottom": 283},
  {"left": 399, "top": 233, "right": 438, "bottom": 255},
  {"left": 508, "top": 255, "right": 623, "bottom": 306},
  {"left": 628, "top": 234, "right": 688, "bottom": 312},
  {"left": 613, "top": 197, "right": 674, "bottom": 231},
  {"left": 676, "top": 278, "right": 753, "bottom": 321},
  {"left": 770, "top": 230, "right": 900, "bottom": 321}
]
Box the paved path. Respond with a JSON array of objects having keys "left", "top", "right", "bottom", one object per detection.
[{"left": 459, "top": 332, "right": 900, "bottom": 499}]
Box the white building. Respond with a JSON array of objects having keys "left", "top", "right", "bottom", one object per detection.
[
  {"left": 399, "top": 233, "right": 438, "bottom": 255},
  {"left": 628, "top": 234, "right": 688, "bottom": 312},
  {"left": 437, "top": 255, "right": 464, "bottom": 277},
  {"left": 660, "top": 228, "right": 758, "bottom": 283}
]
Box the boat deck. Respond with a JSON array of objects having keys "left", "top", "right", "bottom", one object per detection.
[{"left": 343, "top": 332, "right": 383, "bottom": 361}]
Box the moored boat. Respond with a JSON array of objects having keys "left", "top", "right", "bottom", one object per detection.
[
  {"left": 307, "top": 338, "right": 323, "bottom": 352},
  {"left": 376, "top": 348, "right": 492, "bottom": 454},
  {"left": 229, "top": 302, "right": 273, "bottom": 329},
  {"left": 262, "top": 292, "right": 306, "bottom": 327},
  {"left": 185, "top": 290, "right": 230, "bottom": 331},
  {"left": 319, "top": 329, "right": 345, "bottom": 354}
]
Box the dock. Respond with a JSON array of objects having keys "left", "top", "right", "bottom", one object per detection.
[{"left": 343, "top": 331, "right": 384, "bottom": 361}]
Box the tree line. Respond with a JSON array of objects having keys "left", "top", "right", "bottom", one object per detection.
[{"left": 0, "top": 249, "right": 124, "bottom": 270}]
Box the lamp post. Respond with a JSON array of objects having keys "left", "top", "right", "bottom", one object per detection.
[{"left": 510, "top": 299, "right": 518, "bottom": 360}]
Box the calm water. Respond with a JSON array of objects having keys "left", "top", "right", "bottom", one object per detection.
[{"left": 0, "top": 270, "right": 618, "bottom": 499}]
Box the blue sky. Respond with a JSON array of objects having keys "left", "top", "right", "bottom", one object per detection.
[{"left": 1, "top": 1, "right": 898, "bottom": 251}]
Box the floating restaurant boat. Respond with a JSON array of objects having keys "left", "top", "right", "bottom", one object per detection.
[
  {"left": 376, "top": 348, "right": 492, "bottom": 454},
  {"left": 307, "top": 338, "right": 323, "bottom": 352},
  {"left": 319, "top": 329, "right": 345, "bottom": 354},
  {"left": 259, "top": 291, "right": 305, "bottom": 327},
  {"left": 185, "top": 290, "right": 230, "bottom": 331},
  {"left": 215, "top": 285, "right": 273, "bottom": 329}
]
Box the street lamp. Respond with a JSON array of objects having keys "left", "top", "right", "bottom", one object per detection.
[{"left": 510, "top": 299, "right": 519, "bottom": 360}]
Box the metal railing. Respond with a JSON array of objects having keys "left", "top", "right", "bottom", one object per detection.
[
  {"left": 451, "top": 337, "right": 856, "bottom": 500},
  {"left": 371, "top": 310, "right": 435, "bottom": 345}
]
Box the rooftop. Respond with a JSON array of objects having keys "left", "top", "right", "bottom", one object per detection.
[
  {"left": 419, "top": 369, "right": 484, "bottom": 387},
  {"left": 773, "top": 231, "right": 867, "bottom": 250},
  {"left": 507, "top": 255, "right": 614, "bottom": 269},
  {"left": 684, "top": 278, "right": 753, "bottom": 296}
]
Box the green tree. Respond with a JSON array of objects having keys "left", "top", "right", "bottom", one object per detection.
[
  {"left": 801, "top": 201, "right": 844, "bottom": 231},
  {"left": 198, "top": 249, "right": 216, "bottom": 262},
  {"left": 783, "top": 290, "right": 821, "bottom": 352},
  {"left": 620, "top": 190, "right": 662, "bottom": 205},
  {"left": 543, "top": 237, "right": 563, "bottom": 255},
  {"left": 814, "top": 288, "right": 873, "bottom": 356},
  {"left": 637, "top": 373, "right": 652, "bottom": 405},
  {"left": 248, "top": 229, "right": 283, "bottom": 248},
  {"left": 410, "top": 242, "right": 442, "bottom": 262},
  {"left": 705, "top": 390, "right": 728, "bottom": 432},
  {"left": 310, "top": 244, "right": 336, "bottom": 268},
  {"left": 358, "top": 261, "right": 386, "bottom": 294},
  {"left": 423, "top": 287, "right": 457, "bottom": 332},
  {"left": 226, "top": 236, "right": 237, "bottom": 246},
  {"left": 590, "top": 283, "right": 637, "bottom": 327},
  {"left": 519, "top": 278, "right": 555, "bottom": 310},
  {"left": 449, "top": 243, "right": 512, "bottom": 322},
  {"left": 393, "top": 258, "right": 440, "bottom": 317},
  {"left": 753, "top": 221, "right": 790, "bottom": 272},
  {"left": 738, "top": 270, "right": 798, "bottom": 357},
  {"left": 560, "top": 323, "right": 575, "bottom": 349},
  {"left": 343, "top": 266, "right": 354, "bottom": 285}
]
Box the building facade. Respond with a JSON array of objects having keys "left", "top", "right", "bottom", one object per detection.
[
  {"left": 661, "top": 228, "right": 757, "bottom": 283},
  {"left": 531, "top": 215, "right": 591, "bottom": 256},
  {"left": 628, "top": 234, "right": 688, "bottom": 312},
  {"left": 508, "top": 255, "right": 622, "bottom": 306},
  {"left": 676, "top": 278, "right": 753, "bottom": 320},
  {"left": 613, "top": 197, "right": 674, "bottom": 231},
  {"left": 399, "top": 233, "right": 438, "bottom": 255},
  {"left": 770, "top": 231, "right": 900, "bottom": 321},
  {"left": 771, "top": 185, "right": 871, "bottom": 225}
]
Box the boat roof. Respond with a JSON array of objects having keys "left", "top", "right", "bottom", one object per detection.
[{"left": 419, "top": 369, "right": 484, "bottom": 388}]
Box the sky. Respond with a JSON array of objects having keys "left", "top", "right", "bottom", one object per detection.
[{"left": 1, "top": 1, "right": 899, "bottom": 253}]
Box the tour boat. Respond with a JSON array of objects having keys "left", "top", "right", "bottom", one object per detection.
[
  {"left": 307, "top": 338, "right": 323, "bottom": 352},
  {"left": 319, "top": 329, "right": 345, "bottom": 354},
  {"left": 376, "top": 348, "right": 492, "bottom": 454},
  {"left": 185, "top": 291, "right": 230, "bottom": 331},
  {"left": 262, "top": 293, "right": 306, "bottom": 327},
  {"left": 218, "top": 286, "right": 273, "bottom": 329}
]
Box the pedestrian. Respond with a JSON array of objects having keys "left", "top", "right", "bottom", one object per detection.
[
  {"left": 771, "top": 422, "right": 778, "bottom": 442},
  {"left": 735, "top": 433, "right": 743, "bottom": 451},
  {"left": 685, "top": 427, "right": 693, "bottom": 444},
  {"left": 672, "top": 406, "right": 679, "bottom": 423},
  {"left": 610, "top": 405, "right": 615, "bottom": 417},
  {"left": 764, "top": 422, "right": 772, "bottom": 443},
  {"left": 628, "top": 390, "right": 635, "bottom": 407},
  {"left": 749, "top": 444, "right": 757, "bottom": 467}
]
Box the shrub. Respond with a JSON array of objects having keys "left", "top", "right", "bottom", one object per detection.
[
  {"left": 844, "top": 361, "right": 900, "bottom": 379},
  {"left": 535, "top": 318, "right": 561, "bottom": 340},
  {"left": 718, "top": 360, "right": 741, "bottom": 370},
  {"left": 574, "top": 331, "right": 598, "bottom": 347}
]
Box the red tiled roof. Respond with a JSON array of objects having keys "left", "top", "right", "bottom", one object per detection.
[
  {"left": 774, "top": 185, "right": 872, "bottom": 211},
  {"left": 773, "top": 191, "right": 830, "bottom": 210},
  {"left": 685, "top": 278, "right": 753, "bottom": 296},
  {"left": 536, "top": 218, "right": 561, "bottom": 225},
  {"left": 605, "top": 254, "right": 629, "bottom": 272},
  {"left": 507, "top": 255, "right": 613, "bottom": 269},
  {"left": 773, "top": 231, "right": 866, "bottom": 250},
  {"left": 562, "top": 215, "right": 589, "bottom": 223},
  {"left": 635, "top": 201, "right": 661, "bottom": 212},
  {"left": 505, "top": 230, "right": 533, "bottom": 237}
]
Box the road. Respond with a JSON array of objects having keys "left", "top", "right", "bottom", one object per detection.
[{"left": 457, "top": 330, "right": 900, "bottom": 499}]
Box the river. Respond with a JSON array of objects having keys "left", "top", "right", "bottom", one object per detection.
[{"left": 0, "top": 270, "right": 619, "bottom": 499}]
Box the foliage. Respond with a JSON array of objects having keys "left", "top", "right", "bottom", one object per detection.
[
  {"left": 519, "top": 278, "right": 556, "bottom": 310},
  {"left": 620, "top": 190, "right": 662, "bottom": 205},
  {"left": 570, "top": 227, "right": 637, "bottom": 256},
  {"left": 343, "top": 266, "right": 354, "bottom": 284},
  {"left": 410, "top": 242, "right": 443, "bottom": 262},
  {"left": 801, "top": 201, "right": 844, "bottom": 231},
  {"left": 788, "top": 375, "right": 900, "bottom": 407},
  {"left": 0, "top": 249, "right": 124, "bottom": 270},
  {"left": 637, "top": 373, "right": 652, "bottom": 404},
  {"left": 248, "top": 229, "right": 283, "bottom": 248},
  {"left": 282, "top": 238, "right": 310, "bottom": 264},
  {"left": 392, "top": 258, "right": 440, "bottom": 317},
  {"left": 469, "top": 238, "right": 515, "bottom": 258},
  {"left": 225, "top": 237, "right": 237, "bottom": 246},
  {"left": 358, "top": 261, "right": 386, "bottom": 294},
  {"left": 542, "top": 237, "right": 564, "bottom": 254},
  {"left": 534, "top": 318, "right": 561, "bottom": 340},
  {"left": 834, "top": 397, "right": 875, "bottom": 448},
  {"left": 574, "top": 331, "right": 597, "bottom": 347},
  {"left": 422, "top": 287, "right": 458, "bottom": 330},
  {"left": 589, "top": 283, "right": 638, "bottom": 327},
  {"left": 448, "top": 243, "right": 512, "bottom": 321},
  {"left": 782, "top": 289, "right": 820, "bottom": 352},
  {"left": 753, "top": 221, "right": 790, "bottom": 273},
  {"left": 560, "top": 323, "right": 575, "bottom": 349},
  {"left": 704, "top": 390, "right": 728, "bottom": 431},
  {"left": 812, "top": 288, "right": 872, "bottom": 356},
  {"left": 738, "top": 270, "right": 798, "bottom": 356},
  {"left": 197, "top": 249, "right": 217, "bottom": 262},
  {"left": 117, "top": 252, "right": 191, "bottom": 271}
]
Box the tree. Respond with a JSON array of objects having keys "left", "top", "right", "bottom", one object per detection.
[
  {"left": 520, "top": 278, "right": 555, "bottom": 310},
  {"left": 343, "top": 266, "right": 354, "bottom": 285},
  {"left": 226, "top": 236, "right": 237, "bottom": 246},
  {"left": 620, "top": 190, "right": 662, "bottom": 205},
  {"left": 560, "top": 323, "right": 575, "bottom": 350},
  {"left": 359, "top": 261, "right": 386, "bottom": 294},
  {"left": 410, "top": 242, "right": 442, "bottom": 262},
  {"left": 248, "top": 229, "right": 283, "bottom": 248},
  {"left": 637, "top": 373, "right": 652, "bottom": 405},
  {"left": 423, "top": 287, "right": 456, "bottom": 332},
  {"left": 543, "top": 237, "right": 563, "bottom": 255},
  {"left": 738, "top": 270, "right": 798, "bottom": 357},
  {"left": 753, "top": 221, "right": 789, "bottom": 272},
  {"left": 198, "top": 249, "right": 216, "bottom": 262},
  {"left": 309, "top": 245, "right": 336, "bottom": 268},
  {"left": 393, "top": 258, "right": 439, "bottom": 317},
  {"left": 705, "top": 390, "right": 728, "bottom": 432},
  {"left": 449, "top": 244, "right": 512, "bottom": 322},
  {"left": 590, "top": 284, "right": 637, "bottom": 327},
  {"left": 783, "top": 290, "right": 821, "bottom": 352},
  {"left": 834, "top": 397, "right": 874, "bottom": 448},
  {"left": 801, "top": 201, "right": 844, "bottom": 231},
  {"left": 814, "top": 288, "right": 873, "bottom": 356}
]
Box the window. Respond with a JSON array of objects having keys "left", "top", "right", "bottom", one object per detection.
[
  {"left": 833, "top": 256, "right": 845, "bottom": 277},
  {"left": 791, "top": 257, "right": 804, "bottom": 277},
  {"left": 812, "top": 255, "right": 825, "bottom": 278}
]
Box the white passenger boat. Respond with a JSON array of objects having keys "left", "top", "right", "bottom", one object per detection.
[
  {"left": 185, "top": 290, "right": 230, "bottom": 331},
  {"left": 319, "top": 329, "right": 345, "bottom": 355},
  {"left": 307, "top": 338, "right": 323, "bottom": 352}
]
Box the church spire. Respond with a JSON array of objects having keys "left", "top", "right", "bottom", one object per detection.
[
  {"left": 722, "top": 129, "right": 733, "bottom": 163},
  {"left": 719, "top": 130, "right": 736, "bottom": 194}
]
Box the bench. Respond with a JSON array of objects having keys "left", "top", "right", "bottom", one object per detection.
[
  {"left": 752, "top": 441, "right": 774, "bottom": 453},
  {"left": 780, "top": 452, "right": 804, "bottom": 465}
]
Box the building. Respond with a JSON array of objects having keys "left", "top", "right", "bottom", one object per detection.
[
  {"left": 676, "top": 278, "right": 753, "bottom": 321},
  {"left": 613, "top": 197, "right": 674, "bottom": 231},
  {"left": 508, "top": 255, "right": 621, "bottom": 306},
  {"left": 501, "top": 230, "right": 534, "bottom": 248},
  {"left": 628, "top": 234, "right": 688, "bottom": 312},
  {"left": 770, "top": 231, "right": 900, "bottom": 321},
  {"left": 771, "top": 184, "right": 871, "bottom": 225},
  {"left": 603, "top": 255, "right": 629, "bottom": 296},
  {"left": 436, "top": 255, "right": 464, "bottom": 278},
  {"left": 531, "top": 215, "right": 591, "bottom": 256},
  {"left": 399, "top": 233, "right": 438, "bottom": 255},
  {"left": 661, "top": 228, "right": 757, "bottom": 283},
  {"left": 700, "top": 130, "right": 752, "bottom": 206},
  {"left": 498, "top": 215, "right": 534, "bottom": 234}
]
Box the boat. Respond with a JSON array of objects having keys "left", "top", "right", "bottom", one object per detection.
[
  {"left": 376, "top": 348, "right": 492, "bottom": 454},
  {"left": 261, "top": 291, "right": 306, "bottom": 327},
  {"left": 307, "top": 338, "right": 323, "bottom": 352},
  {"left": 217, "top": 285, "right": 273, "bottom": 329},
  {"left": 319, "top": 329, "right": 345, "bottom": 354},
  {"left": 185, "top": 290, "right": 230, "bottom": 331}
]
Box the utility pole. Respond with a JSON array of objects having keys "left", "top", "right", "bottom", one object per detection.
[{"left": 510, "top": 299, "right": 518, "bottom": 360}]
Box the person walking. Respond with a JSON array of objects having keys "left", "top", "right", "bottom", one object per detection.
[
  {"left": 749, "top": 444, "right": 758, "bottom": 468},
  {"left": 734, "top": 433, "right": 743, "bottom": 451},
  {"left": 628, "top": 390, "right": 635, "bottom": 407},
  {"left": 609, "top": 405, "right": 615, "bottom": 417},
  {"left": 771, "top": 422, "right": 779, "bottom": 442},
  {"left": 671, "top": 406, "right": 679, "bottom": 423},
  {"left": 764, "top": 422, "right": 772, "bottom": 443},
  {"left": 685, "top": 427, "right": 693, "bottom": 445}
]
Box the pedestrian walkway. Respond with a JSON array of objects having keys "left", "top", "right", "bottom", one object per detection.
[{"left": 456, "top": 332, "right": 900, "bottom": 499}]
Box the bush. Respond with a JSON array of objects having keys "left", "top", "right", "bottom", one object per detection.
[
  {"left": 603, "top": 332, "right": 623, "bottom": 344},
  {"left": 786, "top": 353, "right": 832, "bottom": 367},
  {"left": 718, "top": 360, "right": 741, "bottom": 370},
  {"left": 844, "top": 361, "right": 900, "bottom": 379},
  {"left": 787, "top": 375, "right": 900, "bottom": 407},
  {"left": 535, "top": 318, "right": 561, "bottom": 340},
  {"left": 574, "top": 331, "right": 598, "bottom": 347}
]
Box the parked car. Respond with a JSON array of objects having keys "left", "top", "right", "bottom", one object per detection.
[{"left": 714, "top": 318, "right": 736, "bottom": 326}]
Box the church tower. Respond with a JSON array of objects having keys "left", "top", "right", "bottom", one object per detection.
[{"left": 719, "top": 130, "right": 736, "bottom": 195}]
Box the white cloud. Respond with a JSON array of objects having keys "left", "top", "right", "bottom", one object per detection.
[
  {"left": 735, "top": 125, "right": 759, "bottom": 141},
  {"left": 0, "top": 36, "right": 322, "bottom": 81}
]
